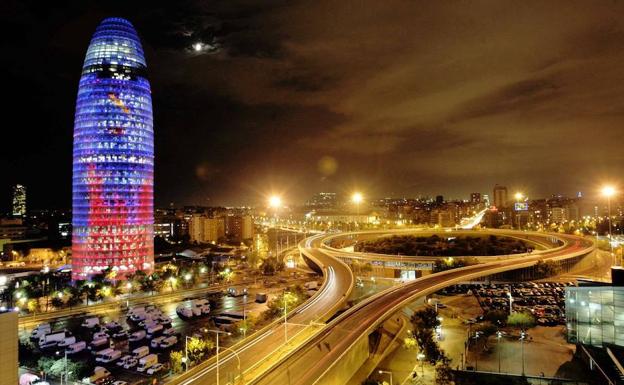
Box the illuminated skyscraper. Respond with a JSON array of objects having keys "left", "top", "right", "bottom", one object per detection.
[
  {"left": 11, "top": 184, "right": 26, "bottom": 217},
  {"left": 72, "top": 18, "right": 154, "bottom": 280}
]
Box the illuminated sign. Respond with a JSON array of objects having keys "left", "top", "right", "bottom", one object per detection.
[{"left": 515, "top": 202, "right": 528, "bottom": 211}]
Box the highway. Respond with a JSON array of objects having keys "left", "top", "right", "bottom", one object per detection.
[
  {"left": 168, "top": 234, "right": 354, "bottom": 385},
  {"left": 251, "top": 231, "right": 595, "bottom": 385}
]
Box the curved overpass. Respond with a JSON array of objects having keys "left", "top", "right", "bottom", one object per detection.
[
  {"left": 252, "top": 230, "right": 595, "bottom": 385},
  {"left": 169, "top": 234, "right": 353, "bottom": 385}
]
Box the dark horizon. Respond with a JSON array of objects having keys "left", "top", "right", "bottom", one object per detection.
[{"left": 2, "top": 0, "right": 623, "bottom": 211}]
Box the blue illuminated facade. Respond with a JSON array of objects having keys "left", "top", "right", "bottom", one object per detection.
[{"left": 72, "top": 18, "right": 154, "bottom": 280}]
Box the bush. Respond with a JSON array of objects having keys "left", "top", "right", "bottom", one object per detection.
[{"left": 507, "top": 312, "right": 535, "bottom": 329}]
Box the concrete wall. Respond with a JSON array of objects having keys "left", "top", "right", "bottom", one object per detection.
[
  {"left": 0, "top": 311, "right": 18, "bottom": 385},
  {"left": 315, "top": 333, "right": 370, "bottom": 385}
]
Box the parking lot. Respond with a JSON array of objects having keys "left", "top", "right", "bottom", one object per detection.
[
  {"left": 440, "top": 281, "right": 575, "bottom": 326},
  {"left": 20, "top": 272, "right": 316, "bottom": 384}
]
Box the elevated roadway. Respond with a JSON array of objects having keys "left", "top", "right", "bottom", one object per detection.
[
  {"left": 168, "top": 234, "right": 354, "bottom": 385},
  {"left": 252, "top": 231, "right": 595, "bottom": 385}
]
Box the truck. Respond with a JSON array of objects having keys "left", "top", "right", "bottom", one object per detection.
[
  {"left": 132, "top": 345, "right": 150, "bottom": 359},
  {"left": 136, "top": 354, "right": 158, "bottom": 372},
  {"left": 38, "top": 330, "right": 69, "bottom": 349},
  {"left": 88, "top": 366, "right": 111, "bottom": 383}
]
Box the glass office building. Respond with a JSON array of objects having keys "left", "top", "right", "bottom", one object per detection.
[
  {"left": 72, "top": 18, "right": 154, "bottom": 280},
  {"left": 566, "top": 285, "right": 624, "bottom": 347}
]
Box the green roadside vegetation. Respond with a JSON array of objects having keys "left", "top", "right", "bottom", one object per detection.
[{"left": 355, "top": 235, "right": 531, "bottom": 257}]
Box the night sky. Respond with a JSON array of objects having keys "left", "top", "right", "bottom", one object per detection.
[{"left": 2, "top": 0, "right": 623, "bottom": 211}]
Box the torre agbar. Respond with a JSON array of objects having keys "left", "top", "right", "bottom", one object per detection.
[{"left": 72, "top": 18, "right": 154, "bottom": 280}]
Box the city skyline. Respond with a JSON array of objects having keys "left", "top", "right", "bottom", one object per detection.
[{"left": 2, "top": 1, "right": 624, "bottom": 208}]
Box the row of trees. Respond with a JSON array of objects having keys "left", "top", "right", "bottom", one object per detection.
[{"left": 3, "top": 259, "right": 232, "bottom": 313}]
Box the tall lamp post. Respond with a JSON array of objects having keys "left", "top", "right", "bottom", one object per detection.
[
  {"left": 602, "top": 186, "right": 616, "bottom": 265},
  {"left": 378, "top": 369, "right": 393, "bottom": 385},
  {"left": 496, "top": 331, "right": 503, "bottom": 373},
  {"left": 417, "top": 353, "right": 425, "bottom": 377},
  {"left": 206, "top": 329, "right": 232, "bottom": 385}
]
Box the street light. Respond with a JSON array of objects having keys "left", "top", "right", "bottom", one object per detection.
[
  {"left": 417, "top": 352, "right": 425, "bottom": 377},
  {"left": 520, "top": 330, "right": 527, "bottom": 376},
  {"left": 378, "top": 369, "right": 393, "bottom": 385},
  {"left": 496, "top": 331, "right": 503, "bottom": 373},
  {"left": 269, "top": 195, "right": 282, "bottom": 208},
  {"left": 602, "top": 185, "right": 617, "bottom": 264},
  {"left": 205, "top": 329, "right": 232, "bottom": 385},
  {"left": 352, "top": 192, "right": 363, "bottom": 215}
]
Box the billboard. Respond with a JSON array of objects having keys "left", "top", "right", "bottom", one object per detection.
[{"left": 514, "top": 202, "right": 528, "bottom": 211}]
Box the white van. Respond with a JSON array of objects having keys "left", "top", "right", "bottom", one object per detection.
[
  {"left": 81, "top": 317, "right": 100, "bottom": 329},
  {"left": 30, "top": 324, "right": 51, "bottom": 340},
  {"left": 89, "top": 337, "right": 109, "bottom": 352},
  {"left": 95, "top": 348, "right": 121, "bottom": 363},
  {"left": 146, "top": 324, "right": 163, "bottom": 339},
  {"left": 129, "top": 330, "right": 146, "bottom": 342},
  {"left": 159, "top": 335, "right": 177, "bottom": 349},
  {"left": 66, "top": 341, "right": 86, "bottom": 355},
  {"left": 136, "top": 354, "right": 158, "bottom": 372},
  {"left": 132, "top": 345, "right": 150, "bottom": 359}
]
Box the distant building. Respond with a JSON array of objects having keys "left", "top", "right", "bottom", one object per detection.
[
  {"left": 550, "top": 206, "right": 568, "bottom": 224},
  {"left": 429, "top": 206, "right": 456, "bottom": 227},
  {"left": 493, "top": 184, "right": 508, "bottom": 208},
  {"left": 226, "top": 215, "right": 254, "bottom": 242},
  {"left": 189, "top": 215, "right": 225, "bottom": 243},
  {"left": 435, "top": 195, "right": 444, "bottom": 205},
  {"left": 470, "top": 192, "right": 481, "bottom": 204},
  {"left": 483, "top": 194, "right": 491, "bottom": 207},
  {"left": 11, "top": 184, "right": 26, "bottom": 217},
  {"left": 0, "top": 311, "right": 18, "bottom": 385},
  {"left": 306, "top": 192, "right": 338, "bottom": 209},
  {"left": 0, "top": 218, "right": 26, "bottom": 240}
]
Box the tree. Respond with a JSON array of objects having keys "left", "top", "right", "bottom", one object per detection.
[
  {"left": 414, "top": 328, "right": 444, "bottom": 363},
  {"left": 474, "top": 322, "right": 498, "bottom": 348},
  {"left": 411, "top": 307, "right": 440, "bottom": 330},
  {"left": 507, "top": 312, "right": 535, "bottom": 329},
  {"left": 170, "top": 350, "right": 184, "bottom": 374},
  {"left": 435, "top": 356, "right": 455, "bottom": 385},
  {"left": 187, "top": 337, "right": 214, "bottom": 364},
  {"left": 48, "top": 358, "right": 91, "bottom": 381}
]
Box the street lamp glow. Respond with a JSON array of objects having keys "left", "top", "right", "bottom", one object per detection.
[
  {"left": 184, "top": 273, "right": 192, "bottom": 281},
  {"left": 269, "top": 195, "right": 282, "bottom": 208},
  {"left": 602, "top": 185, "right": 616, "bottom": 197},
  {"left": 352, "top": 192, "right": 363, "bottom": 204},
  {"left": 514, "top": 192, "right": 524, "bottom": 201}
]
